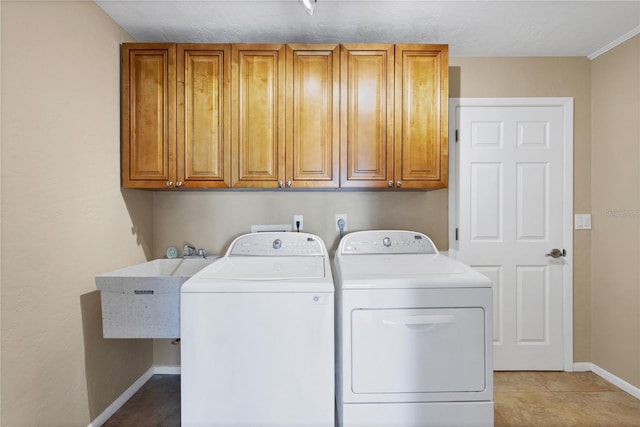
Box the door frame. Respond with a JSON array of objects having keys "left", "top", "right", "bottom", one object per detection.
[{"left": 447, "top": 97, "right": 574, "bottom": 372}]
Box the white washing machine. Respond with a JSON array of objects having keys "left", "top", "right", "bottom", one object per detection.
[
  {"left": 181, "top": 232, "right": 334, "bottom": 427},
  {"left": 334, "top": 230, "right": 493, "bottom": 427}
]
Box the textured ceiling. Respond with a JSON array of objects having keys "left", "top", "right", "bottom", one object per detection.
[{"left": 95, "top": 0, "right": 640, "bottom": 57}]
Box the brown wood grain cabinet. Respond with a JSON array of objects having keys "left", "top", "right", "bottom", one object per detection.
[
  {"left": 122, "top": 42, "right": 448, "bottom": 190},
  {"left": 394, "top": 44, "right": 448, "bottom": 189},
  {"left": 121, "top": 43, "right": 176, "bottom": 189},
  {"left": 122, "top": 43, "right": 231, "bottom": 189},
  {"left": 231, "top": 44, "right": 286, "bottom": 188},
  {"left": 340, "top": 44, "right": 395, "bottom": 189},
  {"left": 286, "top": 44, "right": 340, "bottom": 189},
  {"left": 341, "top": 44, "right": 448, "bottom": 189},
  {"left": 177, "top": 44, "right": 231, "bottom": 188}
]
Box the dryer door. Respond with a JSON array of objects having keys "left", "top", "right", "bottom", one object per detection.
[{"left": 351, "top": 307, "right": 486, "bottom": 394}]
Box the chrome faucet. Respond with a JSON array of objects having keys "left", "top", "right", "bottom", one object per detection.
[{"left": 183, "top": 243, "right": 196, "bottom": 257}]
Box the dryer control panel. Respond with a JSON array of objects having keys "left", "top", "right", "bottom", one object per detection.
[
  {"left": 227, "top": 232, "right": 327, "bottom": 256},
  {"left": 339, "top": 230, "right": 438, "bottom": 255}
]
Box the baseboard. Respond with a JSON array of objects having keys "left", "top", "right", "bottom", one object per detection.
[
  {"left": 572, "top": 362, "right": 592, "bottom": 372},
  {"left": 88, "top": 365, "right": 181, "bottom": 427},
  {"left": 87, "top": 366, "right": 154, "bottom": 427},
  {"left": 573, "top": 362, "right": 640, "bottom": 399},
  {"left": 153, "top": 365, "right": 181, "bottom": 375}
]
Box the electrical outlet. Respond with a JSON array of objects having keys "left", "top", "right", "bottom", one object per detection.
[
  {"left": 294, "top": 214, "right": 304, "bottom": 231},
  {"left": 335, "top": 214, "right": 348, "bottom": 232}
]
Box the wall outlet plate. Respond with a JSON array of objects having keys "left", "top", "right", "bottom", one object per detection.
[
  {"left": 294, "top": 214, "right": 304, "bottom": 231},
  {"left": 335, "top": 214, "right": 348, "bottom": 232}
]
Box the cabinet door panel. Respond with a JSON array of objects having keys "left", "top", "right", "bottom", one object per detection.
[
  {"left": 395, "top": 45, "right": 448, "bottom": 189},
  {"left": 122, "top": 44, "right": 176, "bottom": 188},
  {"left": 232, "top": 45, "right": 285, "bottom": 188},
  {"left": 286, "top": 45, "right": 339, "bottom": 188},
  {"left": 341, "top": 44, "right": 394, "bottom": 188},
  {"left": 178, "top": 45, "right": 231, "bottom": 188}
]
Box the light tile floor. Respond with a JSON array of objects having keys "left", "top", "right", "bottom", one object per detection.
[{"left": 494, "top": 371, "right": 640, "bottom": 426}]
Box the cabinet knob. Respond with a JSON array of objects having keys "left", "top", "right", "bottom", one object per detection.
[
  {"left": 396, "top": 181, "right": 402, "bottom": 188},
  {"left": 286, "top": 180, "right": 292, "bottom": 188},
  {"left": 166, "top": 181, "right": 173, "bottom": 187},
  {"left": 388, "top": 181, "right": 394, "bottom": 188},
  {"left": 278, "top": 181, "right": 283, "bottom": 188},
  {"left": 176, "top": 181, "right": 183, "bottom": 188}
]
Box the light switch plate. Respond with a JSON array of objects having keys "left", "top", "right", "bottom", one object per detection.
[{"left": 575, "top": 214, "right": 592, "bottom": 230}]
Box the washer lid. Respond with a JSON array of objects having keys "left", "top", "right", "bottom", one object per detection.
[
  {"left": 199, "top": 256, "right": 326, "bottom": 280},
  {"left": 181, "top": 256, "right": 334, "bottom": 292}
]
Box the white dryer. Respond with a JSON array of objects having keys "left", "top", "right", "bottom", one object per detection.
[
  {"left": 181, "top": 232, "right": 334, "bottom": 427},
  {"left": 334, "top": 230, "right": 493, "bottom": 427}
]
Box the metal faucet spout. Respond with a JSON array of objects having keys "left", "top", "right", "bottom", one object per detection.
[{"left": 183, "top": 243, "right": 196, "bottom": 257}]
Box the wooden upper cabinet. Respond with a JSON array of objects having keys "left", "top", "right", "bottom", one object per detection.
[
  {"left": 286, "top": 44, "right": 340, "bottom": 188},
  {"left": 121, "top": 43, "right": 448, "bottom": 191},
  {"left": 394, "top": 44, "right": 448, "bottom": 189},
  {"left": 231, "top": 44, "right": 286, "bottom": 188},
  {"left": 121, "top": 43, "right": 176, "bottom": 188},
  {"left": 340, "top": 44, "right": 395, "bottom": 188},
  {"left": 177, "top": 44, "right": 231, "bottom": 188}
]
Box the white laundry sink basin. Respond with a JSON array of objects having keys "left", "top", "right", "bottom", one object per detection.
[
  {"left": 96, "top": 257, "right": 218, "bottom": 339},
  {"left": 101, "top": 257, "right": 215, "bottom": 279}
]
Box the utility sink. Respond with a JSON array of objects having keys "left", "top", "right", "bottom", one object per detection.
[{"left": 96, "top": 257, "right": 217, "bottom": 339}]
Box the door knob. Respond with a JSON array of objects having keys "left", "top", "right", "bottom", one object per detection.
[{"left": 545, "top": 248, "right": 566, "bottom": 258}]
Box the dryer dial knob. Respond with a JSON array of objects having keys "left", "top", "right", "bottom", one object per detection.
[
  {"left": 383, "top": 237, "right": 392, "bottom": 247},
  {"left": 273, "top": 239, "right": 282, "bottom": 250}
]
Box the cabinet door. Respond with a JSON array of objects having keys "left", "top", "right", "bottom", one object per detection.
[
  {"left": 340, "top": 44, "right": 394, "bottom": 189},
  {"left": 121, "top": 43, "right": 176, "bottom": 189},
  {"left": 394, "top": 44, "right": 448, "bottom": 189},
  {"left": 177, "top": 44, "right": 231, "bottom": 188},
  {"left": 232, "top": 44, "right": 286, "bottom": 188},
  {"left": 286, "top": 44, "right": 340, "bottom": 188}
]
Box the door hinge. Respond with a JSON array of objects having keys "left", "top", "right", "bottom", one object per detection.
[
  {"left": 455, "top": 228, "right": 459, "bottom": 241},
  {"left": 455, "top": 129, "right": 459, "bottom": 142}
]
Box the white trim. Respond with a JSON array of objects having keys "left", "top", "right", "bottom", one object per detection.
[
  {"left": 588, "top": 26, "right": 640, "bottom": 60},
  {"left": 447, "top": 102, "right": 460, "bottom": 260},
  {"left": 87, "top": 365, "right": 181, "bottom": 427},
  {"left": 448, "top": 97, "right": 574, "bottom": 372},
  {"left": 562, "top": 98, "right": 574, "bottom": 372},
  {"left": 154, "top": 365, "right": 181, "bottom": 375},
  {"left": 572, "top": 362, "right": 640, "bottom": 400},
  {"left": 572, "top": 362, "right": 592, "bottom": 372}
]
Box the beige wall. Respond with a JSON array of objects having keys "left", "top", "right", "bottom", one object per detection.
[
  {"left": 1, "top": 2, "right": 155, "bottom": 425},
  {"left": 152, "top": 56, "right": 593, "bottom": 366},
  {"left": 591, "top": 35, "right": 640, "bottom": 387}
]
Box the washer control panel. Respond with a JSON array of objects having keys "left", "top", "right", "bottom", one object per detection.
[
  {"left": 340, "top": 230, "right": 438, "bottom": 255},
  {"left": 228, "top": 232, "right": 326, "bottom": 256}
]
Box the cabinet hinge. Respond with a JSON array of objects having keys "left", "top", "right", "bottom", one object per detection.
[{"left": 455, "top": 228, "right": 459, "bottom": 241}]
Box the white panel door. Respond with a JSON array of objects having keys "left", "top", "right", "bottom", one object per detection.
[{"left": 451, "top": 99, "right": 573, "bottom": 371}]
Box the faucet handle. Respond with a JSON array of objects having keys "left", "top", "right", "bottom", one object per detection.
[{"left": 196, "top": 248, "right": 207, "bottom": 257}]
